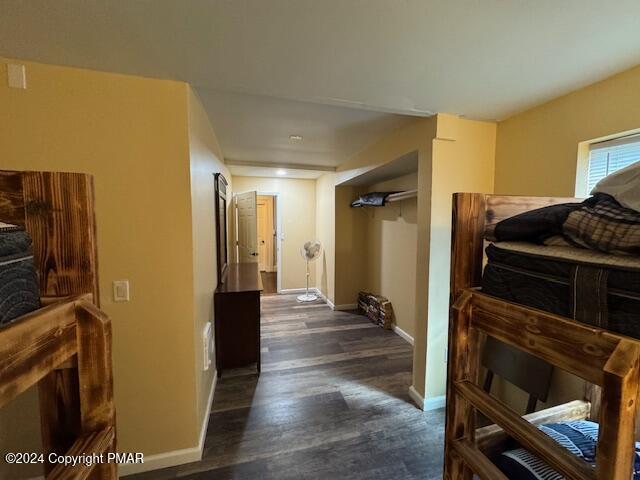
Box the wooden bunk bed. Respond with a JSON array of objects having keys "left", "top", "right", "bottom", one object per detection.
[
  {"left": 0, "top": 170, "right": 116, "bottom": 479},
  {"left": 445, "top": 193, "right": 640, "bottom": 480}
]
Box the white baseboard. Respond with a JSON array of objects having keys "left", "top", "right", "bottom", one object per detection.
[
  {"left": 278, "top": 287, "right": 319, "bottom": 295},
  {"left": 391, "top": 324, "right": 414, "bottom": 346},
  {"left": 324, "top": 295, "right": 335, "bottom": 310},
  {"left": 198, "top": 372, "right": 217, "bottom": 452},
  {"left": 408, "top": 385, "right": 446, "bottom": 412},
  {"left": 424, "top": 395, "right": 446, "bottom": 411},
  {"left": 119, "top": 371, "right": 217, "bottom": 477},
  {"left": 291, "top": 289, "right": 356, "bottom": 312}
]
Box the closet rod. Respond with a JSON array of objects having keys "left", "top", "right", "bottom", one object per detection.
[{"left": 386, "top": 189, "right": 418, "bottom": 203}]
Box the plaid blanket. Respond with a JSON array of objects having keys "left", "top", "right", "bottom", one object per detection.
[{"left": 564, "top": 193, "right": 640, "bottom": 255}]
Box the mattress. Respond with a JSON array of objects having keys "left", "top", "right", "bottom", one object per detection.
[
  {"left": 482, "top": 241, "right": 640, "bottom": 339},
  {"left": 0, "top": 223, "right": 39, "bottom": 326}
]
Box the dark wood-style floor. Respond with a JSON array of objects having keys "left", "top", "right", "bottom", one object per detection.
[
  {"left": 260, "top": 271, "right": 277, "bottom": 295},
  {"left": 128, "top": 295, "right": 445, "bottom": 480}
]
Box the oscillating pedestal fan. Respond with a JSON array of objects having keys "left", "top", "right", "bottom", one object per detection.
[{"left": 298, "top": 240, "right": 322, "bottom": 302}]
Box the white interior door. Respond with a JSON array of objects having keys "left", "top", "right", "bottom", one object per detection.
[{"left": 236, "top": 191, "right": 258, "bottom": 263}]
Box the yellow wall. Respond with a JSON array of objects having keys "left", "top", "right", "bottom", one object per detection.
[
  {"left": 365, "top": 173, "right": 418, "bottom": 338},
  {"left": 330, "top": 114, "right": 496, "bottom": 403},
  {"left": 334, "top": 185, "right": 369, "bottom": 306},
  {"left": 0, "top": 386, "right": 41, "bottom": 478},
  {"left": 424, "top": 115, "right": 496, "bottom": 399},
  {"left": 315, "top": 173, "right": 336, "bottom": 302},
  {"left": 231, "top": 176, "right": 316, "bottom": 290},
  {"left": 493, "top": 63, "right": 640, "bottom": 412},
  {"left": 333, "top": 117, "right": 437, "bottom": 399},
  {"left": 495, "top": 64, "right": 640, "bottom": 197},
  {"left": 0, "top": 58, "right": 224, "bottom": 475},
  {"left": 187, "top": 87, "right": 232, "bottom": 439}
]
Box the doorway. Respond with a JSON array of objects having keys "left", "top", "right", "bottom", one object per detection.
[
  {"left": 257, "top": 194, "right": 277, "bottom": 294},
  {"left": 235, "top": 191, "right": 280, "bottom": 295}
]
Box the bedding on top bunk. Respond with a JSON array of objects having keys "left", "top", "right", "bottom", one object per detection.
[
  {"left": 494, "top": 420, "right": 640, "bottom": 480},
  {"left": 483, "top": 172, "right": 640, "bottom": 335},
  {"left": 482, "top": 241, "right": 640, "bottom": 338},
  {"left": 0, "top": 222, "right": 39, "bottom": 326},
  {"left": 492, "top": 193, "right": 640, "bottom": 255}
]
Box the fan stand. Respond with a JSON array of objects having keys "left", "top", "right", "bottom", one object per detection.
[{"left": 297, "top": 259, "right": 318, "bottom": 302}]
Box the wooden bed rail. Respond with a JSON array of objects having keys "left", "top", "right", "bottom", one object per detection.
[
  {"left": 445, "top": 192, "right": 640, "bottom": 480},
  {"left": 445, "top": 290, "right": 640, "bottom": 480},
  {"left": 0, "top": 296, "right": 116, "bottom": 479}
]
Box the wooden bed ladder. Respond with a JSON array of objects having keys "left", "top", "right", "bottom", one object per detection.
[
  {"left": 0, "top": 295, "right": 116, "bottom": 479},
  {"left": 0, "top": 170, "right": 115, "bottom": 478},
  {"left": 445, "top": 192, "right": 640, "bottom": 480},
  {"left": 445, "top": 289, "right": 640, "bottom": 480}
]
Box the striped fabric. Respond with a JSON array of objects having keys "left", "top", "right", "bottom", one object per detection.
[{"left": 495, "top": 421, "right": 640, "bottom": 479}]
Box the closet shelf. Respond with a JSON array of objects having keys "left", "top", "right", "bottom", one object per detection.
[{"left": 386, "top": 189, "right": 417, "bottom": 203}]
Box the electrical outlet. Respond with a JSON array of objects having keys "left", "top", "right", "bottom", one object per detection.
[
  {"left": 112, "top": 280, "right": 130, "bottom": 302},
  {"left": 203, "top": 323, "right": 213, "bottom": 371},
  {"left": 7, "top": 64, "right": 26, "bottom": 89}
]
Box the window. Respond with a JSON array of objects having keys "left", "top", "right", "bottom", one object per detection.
[{"left": 588, "top": 135, "right": 640, "bottom": 192}]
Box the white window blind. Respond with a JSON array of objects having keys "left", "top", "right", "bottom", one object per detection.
[{"left": 588, "top": 135, "right": 640, "bottom": 192}]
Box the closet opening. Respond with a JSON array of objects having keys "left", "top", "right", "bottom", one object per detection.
[
  {"left": 257, "top": 193, "right": 279, "bottom": 294},
  {"left": 233, "top": 189, "right": 282, "bottom": 295},
  {"left": 335, "top": 150, "right": 419, "bottom": 374}
]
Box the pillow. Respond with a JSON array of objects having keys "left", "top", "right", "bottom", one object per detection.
[{"left": 592, "top": 160, "right": 640, "bottom": 212}]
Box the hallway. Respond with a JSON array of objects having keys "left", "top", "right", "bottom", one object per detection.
[
  {"left": 260, "top": 271, "right": 277, "bottom": 295},
  {"left": 129, "top": 295, "right": 444, "bottom": 480}
]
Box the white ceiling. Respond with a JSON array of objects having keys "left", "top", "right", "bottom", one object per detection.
[
  {"left": 198, "top": 89, "right": 411, "bottom": 167},
  {"left": 339, "top": 151, "right": 418, "bottom": 187},
  {"left": 228, "top": 164, "right": 326, "bottom": 180},
  {"left": 2, "top": 0, "right": 640, "bottom": 169}
]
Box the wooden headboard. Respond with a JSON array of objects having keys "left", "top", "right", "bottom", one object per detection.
[
  {"left": 450, "top": 193, "right": 581, "bottom": 303},
  {"left": 0, "top": 169, "right": 102, "bottom": 473},
  {"left": 0, "top": 170, "right": 99, "bottom": 303}
]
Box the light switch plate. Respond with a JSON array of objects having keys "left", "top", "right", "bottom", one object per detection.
[
  {"left": 7, "top": 64, "right": 26, "bottom": 89},
  {"left": 113, "top": 280, "right": 130, "bottom": 302}
]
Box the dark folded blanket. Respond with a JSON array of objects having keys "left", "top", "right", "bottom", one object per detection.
[
  {"left": 351, "top": 191, "right": 400, "bottom": 208},
  {"left": 493, "top": 194, "right": 640, "bottom": 255},
  {"left": 493, "top": 202, "right": 582, "bottom": 243}
]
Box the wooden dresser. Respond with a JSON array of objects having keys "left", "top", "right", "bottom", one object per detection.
[{"left": 214, "top": 263, "right": 263, "bottom": 377}]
